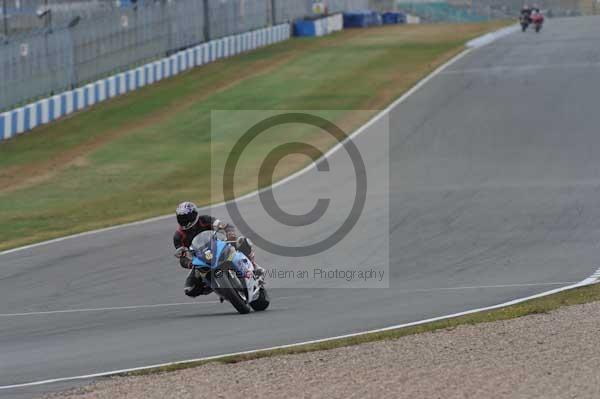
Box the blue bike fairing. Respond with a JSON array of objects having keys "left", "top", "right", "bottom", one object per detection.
[
  {"left": 192, "top": 241, "right": 252, "bottom": 279},
  {"left": 192, "top": 240, "right": 227, "bottom": 268}
]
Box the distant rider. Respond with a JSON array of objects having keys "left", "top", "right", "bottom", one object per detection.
[
  {"left": 530, "top": 7, "right": 543, "bottom": 21},
  {"left": 520, "top": 4, "right": 532, "bottom": 22},
  {"left": 172, "top": 201, "right": 263, "bottom": 297}
]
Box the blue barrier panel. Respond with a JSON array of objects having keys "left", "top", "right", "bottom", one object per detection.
[
  {"left": 116, "top": 75, "right": 122, "bottom": 94},
  {"left": 36, "top": 102, "right": 43, "bottom": 125},
  {"left": 344, "top": 11, "right": 381, "bottom": 28},
  {"left": 48, "top": 97, "right": 55, "bottom": 121},
  {"left": 4, "top": 112, "right": 11, "bottom": 139},
  {"left": 294, "top": 20, "right": 317, "bottom": 37},
  {"left": 0, "top": 113, "right": 5, "bottom": 141},
  {"left": 125, "top": 73, "right": 131, "bottom": 93},
  {"left": 73, "top": 90, "right": 79, "bottom": 110},
  {"left": 60, "top": 94, "right": 67, "bottom": 116},
  {"left": 344, "top": 12, "right": 366, "bottom": 27},
  {"left": 24, "top": 106, "right": 30, "bottom": 131},
  {"left": 103, "top": 79, "right": 109, "bottom": 99},
  {"left": 382, "top": 12, "right": 405, "bottom": 24},
  {"left": 11, "top": 111, "right": 17, "bottom": 135},
  {"left": 148, "top": 65, "right": 153, "bottom": 83}
]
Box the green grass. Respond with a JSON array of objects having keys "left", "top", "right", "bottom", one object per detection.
[
  {"left": 0, "top": 22, "right": 508, "bottom": 251},
  {"left": 124, "top": 281, "right": 600, "bottom": 377}
]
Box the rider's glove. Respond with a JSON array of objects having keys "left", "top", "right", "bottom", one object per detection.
[
  {"left": 182, "top": 259, "right": 193, "bottom": 269},
  {"left": 212, "top": 219, "right": 228, "bottom": 231},
  {"left": 174, "top": 247, "right": 193, "bottom": 269},
  {"left": 180, "top": 258, "right": 193, "bottom": 269}
]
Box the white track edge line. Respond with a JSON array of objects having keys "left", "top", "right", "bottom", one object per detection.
[
  {"left": 0, "top": 302, "right": 209, "bottom": 317},
  {"left": 0, "top": 295, "right": 308, "bottom": 317},
  {"left": 466, "top": 24, "right": 519, "bottom": 48},
  {"left": 0, "top": 283, "right": 573, "bottom": 317},
  {"left": 2, "top": 274, "right": 599, "bottom": 390},
  {"left": 0, "top": 47, "right": 476, "bottom": 257}
]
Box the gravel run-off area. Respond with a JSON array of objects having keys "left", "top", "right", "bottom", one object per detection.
[{"left": 48, "top": 301, "right": 600, "bottom": 399}]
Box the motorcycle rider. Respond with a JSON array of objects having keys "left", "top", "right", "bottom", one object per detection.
[
  {"left": 520, "top": 4, "right": 532, "bottom": 22},
  {"left": 530, "top": 6, "right": 543, "bottom": 20},
  {"left": 173, "top": 201, "right": 263, "bottom": 297},
  {"left": 529, "top": 5, "right": 544, "bottom": 31}
]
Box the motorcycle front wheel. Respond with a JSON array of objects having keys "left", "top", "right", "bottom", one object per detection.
[
  {"left": 250, "top": 287, "right": 270, "bottom": 311},
  {"left": 213, "top": 267, "right": 252, "bottom": 314}
]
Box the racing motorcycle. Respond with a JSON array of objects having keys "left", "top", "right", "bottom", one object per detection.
[
  {"left": 531, "top": 13, "right": 544, "bottom": 32},
  {"left": 185, "top": 230, "right": 269, "bottom": 314}
]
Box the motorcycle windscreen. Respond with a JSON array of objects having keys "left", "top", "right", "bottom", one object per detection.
[{"left": 192, "top": 240, "right": 228, "bottom": 268}]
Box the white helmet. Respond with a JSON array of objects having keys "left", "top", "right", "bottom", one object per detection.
[{"left": 176, "top": 201, "right": 199, "bottom": 230}]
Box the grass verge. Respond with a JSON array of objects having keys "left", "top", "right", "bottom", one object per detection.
[
  {"left": 124, "top": 281, "right": 600, "bottom": 377},
  {"left": 0, "top": 21, "right": 508, "bottom": 251}
]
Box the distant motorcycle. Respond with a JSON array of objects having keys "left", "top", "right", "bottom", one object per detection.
[
  {"left": 531, "top": 13, "right": 544, "bottom": 32},
  {"left": 185, "top": 230, "right": 269, "bottom": 314}
]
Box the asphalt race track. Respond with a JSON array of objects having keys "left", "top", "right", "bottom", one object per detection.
[{"left": 2, "top": 17, "right": 600, "bottom": 398}]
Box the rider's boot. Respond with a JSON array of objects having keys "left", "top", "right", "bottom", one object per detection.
[
  {"left": 184, "top": 269, "right": 212, "bottom": 297},
  {"left": 247, "top": 252, "right": 265, "bottom": 280}
]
